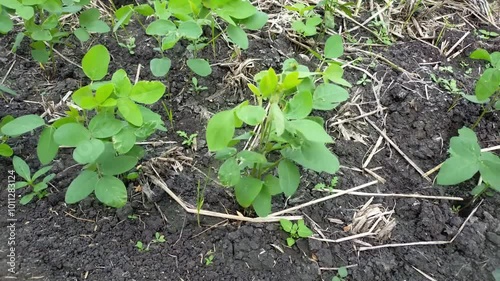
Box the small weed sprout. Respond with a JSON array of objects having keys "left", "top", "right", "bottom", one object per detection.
[
  {"left": 118, "top": 37, "right": 136, "bottom": 54},
  {"left": 280, "top": 219, "right": 313, "bottom": 246},
  {"left": 152, "top": 232, "right": 166, "bottom": 243},
  {"left": 12, "top": 156, "right": 55, "bottom": 205},
  {"left": 356, "top": 74, "right": 372, "bottom": 86},
  {"left": 204, "top": 249, "right": 215, "bottom": 266},
  {"left": 135, "top": 241, "right": 148, "bottom": 252},
  {"left": 191, "top": 77, "right": 208, "bottom": 93},
  {"left": 332, "top": 267, "right": 349, "bottom": 281},
  {"left": 176, "top": 131, "right": 198, "bottom": 149},
  {"left": 314, "top": 176, "right": 339, "bottom": 192}
]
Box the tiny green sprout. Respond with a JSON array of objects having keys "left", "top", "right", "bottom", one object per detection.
[
  {"left": 12, "top": 156, "right": 56, "bottom": 205},
  {"left": 152, "top": 232, "right": 166, "bottom": 243},
  {"left": 118, "top": 37, "right": 136, "bottom": 54},
  {"left": 126, "top": 171, "right": 139, "bottom": 180},
  {"left": 127, "top": 214, "right": 138, "bottom": 220},
  {"left": 356, "top": 74, "right": 371, "bottom": 86},
  {"left": 477, "top": 29, "right": 499, "bottom": 40},
  {"left": 450, "top": 205, "right": 461, "bottom": 214},
  {"left": 204, "top": 250, "right": 215, "bottom": 266},
  {"left": 438, "top": 66, "right": 454, "bottom": 73},
  {"left": 161, "top": 101, "right": 174, "bottom": 128},
  {"left": 191, "top": 77, "right": 208, "bottom": 93},
  {"left": 176, "top": 130, "right": 198, "bottom": 148},
  {"left": 196, "top": 179, "right": 205, "bottom": 227},
  {"left": 332, "top": 267, "right": 349, "bottom": 281},
  {"left": 314, "top": 176, "right": 339, "bottom": 192},
  {"left": 280, "top": 219, "right": 314, "bottom": 247},
  {"left": 135, "top": 241, "right": 148, "bottom": 252}
]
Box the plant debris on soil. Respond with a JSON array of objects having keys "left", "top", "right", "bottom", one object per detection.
[{"left": 1, "top": 0, "right": 499, "bottom": 281}]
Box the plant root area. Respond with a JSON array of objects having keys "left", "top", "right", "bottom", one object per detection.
[{"left": 0, "top": 2, "right": 499, "bottom": 281}]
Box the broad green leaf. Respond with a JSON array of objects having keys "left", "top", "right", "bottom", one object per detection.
[
  {"left": 313, "top": 83, "right": 349, "bottom": 110},
  {"left": 234, "top": 176, "right": 263, "bottom": 208},
  {"left": 82, "top": 44, "right": 109, "bottom": 81},
  {"left": 33, "top": 182, "right": 48, "bottom": 192},
  {"left": 64, "top": 170, "right": 99, "bottom": 204},
  {"left": 215, "top": 147, "right": 237, "bottom": 160},
  {"left": 437, "top": 156, "right": 479, "bottom": 185},
  {"left": 187, "top": 58, "right": 212, "bottom": 77},
  {"left": 0, "top": 143, "right": 13, "bottom": 157},
  {"left": 259, "top": 68, "right": 278, "bottom": 97},
  {"left": 16, "top": 6, "right": 34, "bottom": 20},
  {"left": 475, "top": 68, "right": 500, "bottom": 100},
  {"left": 150, "top": 58, "right": 171, "bottom": 77},
  {"left": 280, "top": 219, "right": 293, "bottom": 232},
  {"left": 139, "top": 105, "right": 167, "bottom": 131},
  {"left": 238, "top": 11, "right": 268, "bottom": 30},
  {"left": 31, "top": 44, "right": 49, "bottom": 63},
  {"left": 0, "top": 13, "right": 14, "bottom": 34},
  {"left": 130, "top": 81, "right": 166, "bottom": 104},
  {"left": 490, "top": 52, "right": 500, "bottom": 68},
  {"left": 74, "top": 27, "right": 90, "bottom": 42},
  {"left": 479, "top": 152, "right": 500, "bottom": 190},
  {"left": 0, "top": 84, "right": 17, "bottom": 96},
  {"left": 112, "top": 69, "right": 132, "bottom": 97},
  {"left": 470, "top": 48, "right": 491, "bottom": 62},
  {"left": 32, "top": 165, "right": 52, "bottom": 182},
  {"left": 278, "top": 159, "right": 300, "bottom": 197},
  {"left": 79, "top": 8, "right": 110, "bottom": 33},
  {"left": 41, "top": 14, "right": 58, "bottom": 29},
  {"left": 20, "top": 193, "right": 36, "bottom": 205},
  {"left": 206, "top": 110, "right": 235, "bottom": 151},
  {"left": 247, "top": 83, "right": 261, "bottom": 96},
  {"left": 269, "top": 103, "right": 285, "bottom": 136},
  {"left": 214, "top": 0, "right": 256, "bottom": 20},
  {"left": 13, "top": 156, "right": 31, "bottom": 181},
  {"left": 237, "top": 150, "right": 267, "bottom": 167},
  {"left": 252, "top": 189, "right": 271, "bottom": 217},
  {"left": 114, "top": 5, "right": 133, "bottom": 32},
  {"left": 146, "top": 19, "right": 176, "bottom": 35},
  {"left": 112, "top": 127, "right": 136, "bottom": 154},
  {"left": 178, "top": 20, "right": 202, "bottom": 40},
  {"left": 324, "top": 35, "right": 344, "bottom": 58},
  {"left": 168, "top": 0, "right": 193, "bottom": 15},
  {"left": 236, "top": 105, "right": 266, "bottom": 125},
  {"left": 287, "top": 119, "right": 333, "bottom": 143},
  {"left": 218, "top": 156, "right": 240, "bottom": 186},
  {"left": 135, "top": 4, "right": 154, "bottom": 16},
  {"left": 31, "top": 29, "right": 52, "bottom": 41},
  {"left": 15, "top": 181, "right": 28, "bottom": 189},
  {"left": 117, "top": 98, "right": 143, "bottom": 126},
  {"left": 297, "top": 221, "right": 313, "bottom": 237},
  {"left": 88, "top": 113, "right": 124, "bottom": 138},
  {"left": 73, "top": 139, "right": 105, "bottom": 164},
  {"left": 95, "top": 175, "right": 127, "bottom": 208},
  {"left": 72, "top": 86, "right": 97, "bottom": 109},
  {"left": 282, "top": 141, "right": 339, "bottom": 174},
  {"left": 95, "top": 83, "right": 114, "bottom": 104},
  {"left": 284, "top": 91, "right": 312, "bottom": 119},
  {"left": 54, "top": 123, "right": 90, "bottom": 147},
  {"left": 323, "top": 64, "right": 352, "bottom": 87},
  {"left": 37, "top": 126, "right": 58, "bottom": 164},
  {"left": 449, "top": 127, "right": 481, "bottom": 158},
  {"left": 98, "top": 155, "right": 138, "bottom": 176},
  {"left": 263, "top": 175, "right": 281, "bottom": 195},
  {"left": 1, "top": 114, "right": 45, "bottom": 136},
  {"left": 227, "top": 24, "right": 248, "bottom": 49},
  {"left": 282, "top": 72, "right": 302, "bottom": 90}
]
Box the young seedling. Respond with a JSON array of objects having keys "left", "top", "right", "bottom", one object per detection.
[
  {"left": 118, "top": 37, "right": 136, "bottom": 54},
  {"left": 128, "top": 214, "right": 138, "bottom": 220},
  {"left": 12, "top": 156, "right": 55, "bottom": 205},
  {"left": 285, "top": 3, "right": 322, "bottom": 37},
  {"left": 436, "top": 127, "right": 500, "bottom": 197},
  {"left": 176, "top": 131, "right": 198, "bottom": 149},
  {"left": 332, "top": 267, "right": 349, "bottom": 281},
  {"left": 191, "top": 77, "right": 208, "bottom": 93},
  {"left": 356, "top": 74, "right": 372, "bottom": 86},
  {"left": 161, "top": 101, "right": 174, "bottom": 128},
  {"left": 152, "top": 232, "right": 166, "bottom": 243},
  {"left": 204, "top": 249, "right": 215, "bottom": 266},
  {"left": 477, "top": 29, "right": 499, "bottom": 40},
  {"left": 135, "top": 241, "right": 149, "bottom": 252},
  {"left": 314, "top": 176, "right": 339, "bottom": 192},
  {"left": 280, "top": 219, "right": 313, "bottom": 247}
]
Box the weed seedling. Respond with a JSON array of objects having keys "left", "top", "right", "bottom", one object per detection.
[
  {"left": 204, "top": 250, "right": 215, "bottom": 266},
  {"left": 128, "top": 214, "right": 138, "bottom": 220},
  {"left": 314, "top": 177, "right": 339, "bottom": 192},
  {"left": 135, "top": 241, "right": 149, "bottom": 252},
  {"left": 152, "top": 232, "right": 166, "bottom": 243},
  {"left": 118, "top": 37, "right": 136, "bottom": 54},
  {"left": 280, "top": 219, "right": 313, "bottom": 246},
  {"left": 191, "top": 77, "right": 208, "bottom": 93},
  {"left": 176, "top": 131, "right": 198, "bottom": 149},
  {"left": 356, "top": 74, "right": 372, "bottom": 86},
  {"left": 477, "top": 29, "right": 499, "bottom": 40},
  {"left": 12, "top": 156, "right": 55, "bottom": 205},
  {"left": 332, "top": 267, "right": 349, "bottom": 281}
]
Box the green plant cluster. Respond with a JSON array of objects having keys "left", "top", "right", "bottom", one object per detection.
[
  {"left": 436, "top": 127, "right": 500, "bottom": 196},
  {"left": 206, "top": 35, "right": 349, "bottom": 216},
  {"left": 469, "top": 49, "right": 500, "bottom": 111},
  {"left": 280, "top": 219, "right": 313, "bottom": 246},
  {"left": 12, "top": 156, "right": 55, "bottom": 204}
]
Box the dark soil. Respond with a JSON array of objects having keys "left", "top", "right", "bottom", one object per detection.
[{"left": 1, "top": 4, "right": 499, "bottom": 281}]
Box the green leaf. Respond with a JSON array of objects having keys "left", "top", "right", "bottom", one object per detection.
[
  {"left": 218, "top": 157, "right": 241, "bottom": 186},
  {"left": 114, "top": 5, "right": 133, "bottom": 32},
  {"left": 227, "top": 24, "right": 248, "bottom": 49},
  {"left": 168, "top": 0, "right": 193, "bottom": 15},
  {"left": 117, "top": 98, "right": 143, "bottom": 126},
  {"left": 337, "top": 267, "right": 348, "bottom": 278},
  {"left": 287, "top": 119, "right": 333, "bottom": 143},
  {"left": 88, "top": 113, "right": 124, "bottom": 139},
  {"left": 324, "top": 35, "right": 344, "bottom": 58},
  {"left": 161, "top": 33, "right": 180, "bottom": 50},
  {"left": 15, "top": 181, "right": 28, "bottom": 189},
  {"left": 178, "top": 20, "right": 202, "bottom": 40},
  {"left": 130, "top": 81, "right": 166, "bottom": 104},
  {"left": 282, "top": 72, "right": 302, "bottom": 90},
  {"left": 284, "top": 91, "right": 312, "bottom": 119},
  {"left": 0, "top": 84, "right": 17, "bottom": 96},
  {"left": 31, "top": 44, "right": 49, "bottom": 63},
  {"left": 206, "top": 110, "right": 235, "bottom": 151},
  {"left": 54, "top": 123, "right": 90, "bottom": 147},
  {"left": 0, "top": 13, "right": 14, "bottom": 34},
  {"left": 187, "top": 58, "right": 212, "bottom": 77},
  {"left": 146, "top": 19, "right": 176, "bottom": 35},
  {"left": 79, "top": 8, "right": 110, "bottom": 33},
  {"left": 16, "top": 6, "right": 34, "bottom": 20},
  {"left": 31, "top": 29, "right": 52, "bottom": 41},
  {"left": 269, "top": 103, "right": 285, "bottom": 136},
  {"left": 1, "top": 114, "right": 45, "bottom": 136},
  {"left": 313, "top": 83, "right": 349, "bottom": 110},
  {"left": 282, "top": 141, "right": 339, "bottom": 174},
  {"left": 0, "top": 143, "right": 13, "bottom": 157},
  {"left": 82, "top": 44, "right": 109, "bottom": 81},
  {"left": 259, "top": 68, "right": 278, "bottom": 97},
  {"left": 278, "top": 159, "right": 300, "bottom": 197},
  {"left": 13, "top": 156, "right": 31, "bottom": 181},
  {"left": 73, "top": 139, "right": 105, "bottom": 164},
  {"left": 215, "top": 0, "right": 256, "bottom": 20},
  {"left": 112, "top": 127, "right": 136, "bottom": 154},
  {"left": 94, "top": 175, "right": 127, "bottom": 208},
  {"left": 479, "top": 152, "right": 500, "bottom": 190},
  {"left": 475, "top": 68, "right": 500, "bottom": 101},
  {"left": 20, "top": 193, "right": 36, "bottom": 205},
  {"left": 150, "top": 58, "right": 171, "bottom": 77},
  {"left": 37, "top": 126, "right": 58, "bottom": 165},
  {"left": 112, "top": 69, "right": 132, "bottom": 97},
  {"left": 470, "top": 48, "right": 491, "bottom": 62},
  {"left": 280, "top": 219, "right": 293, "bottom": 232},
  {"left": 135, "top": 4, "right": 154, "bottom": 16},
  {"left": 297, "top": 220, "right": 313, "bottom": 237},
  {"left": 95, "top": 84, "right": 114, "bottom": 104},
  {"left": 238, "top": 11, "right": 268, "bottom": 30},
  {"left": 74, "top": 27, "right": 90, "bottom": 42},
  {"left": 31, "top": 165, "right": 52, "bottom": 182},
  {"left": 323, "top": 64, "right": 352, "bottom": 87},
  {"left": 236, "top": 105, "right": 266, "bottom": 126},
  {"left": 234, "top": 176, "right": 263, "bottom": 208},
  {"left": 33, "top": 182, "right": 48, "bottom": 192},
  {"left": 252, "top": 188, "right": 271, "bottom": 217},
  {"left": 72, "top": 86, "right": 97, "bottom": 109},
  {"left": 237, "top": 150, "right": 267, "bottom": 167},
  {"left": 263, "top": 175, "right": 282, "bottom": 195},
  {"left": 98, "top": 155, "right": 138, "bottom": 176}
]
